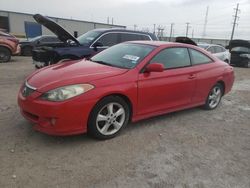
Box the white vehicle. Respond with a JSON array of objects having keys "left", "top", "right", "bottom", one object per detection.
[{"left": 198, "top": 43, "right": 230, "bottom": 63}]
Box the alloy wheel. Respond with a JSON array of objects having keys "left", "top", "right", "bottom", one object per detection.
[{"left": 96, "top": 102, "right": 126, "bottom": 136}]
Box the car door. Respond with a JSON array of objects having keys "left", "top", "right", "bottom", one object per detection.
[
  {"left": 137, "top": 47, "right": 196, "bottom": 115},
  {"left": 188, "top": 48, "right": 218, "bottom": 103}
]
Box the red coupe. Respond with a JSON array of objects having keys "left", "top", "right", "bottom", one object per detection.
[{"left": 18, "top": 41, "right": 234, "bottom": 139}]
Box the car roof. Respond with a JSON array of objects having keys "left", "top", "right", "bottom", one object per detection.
[{"left": 92, "top": 28, "right": 155, "bottom": 36}]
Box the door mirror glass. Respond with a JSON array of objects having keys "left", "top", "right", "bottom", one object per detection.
[
  {"left": 145, "top": 63, "right": 164, "bottom": 72},
  {"left": 93, "top": 41, "right": 104, "bottom": 48}
]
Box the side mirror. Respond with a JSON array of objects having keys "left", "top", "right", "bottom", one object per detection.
[
  {"left": 145, "top": 63, "right": 164, "bottom": 73},
  {"left": 36, "top": 40, "right": 40, "bottom": 45},
  {"left": 93, "top": 41, "right": 103, "bottom": 49}
]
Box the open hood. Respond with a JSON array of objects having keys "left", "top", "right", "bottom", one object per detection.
[
  {"left": 175, "top": 37, "right": 197, "bottom": 46},
  {"left": 228, "top": 40, "right": 250, "bottom": 50},
  {"left": 33, "top": 14, "right": 80, "bottom": 45}
]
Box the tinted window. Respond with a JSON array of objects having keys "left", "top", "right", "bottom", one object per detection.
[
  {"left": 150, "top": 48, "right": 191, "bottom": 69},
  {"left": 231, "top": 47, "right": 250, "bottom": 53},
  {"left": 214, "top": 46, "right": 223, "bottom": 53},
  {"left": 91, "top": 43, "right": 155, "bottom": 69},
  {"left": 190, "top": 49, "right": 212, "bottom": 65},
  {"left": 120, "top": 33, "right": 150, "bottom": 42},
  {"left": 141, "top": 35, "right": 151, "bottom": 40},
  {"left": 96, "top": 33, "right": 119, "bottom": 47},
  {"left": 49, "top": 37, "right": 61, "bottom": 42},
  {"left": 207, "top": 47, "right": 215, "bottom": 53},
  {"left": 40, "top": 37, "right": 60, "bottom": 43}
]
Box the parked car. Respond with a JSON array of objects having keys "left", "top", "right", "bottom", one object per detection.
[
  {"left": 0, "top": 31, "right": 20, "bottom": 62},
  {"left": 18, "top": 41, "right": 234, "bottom": 139},
  {"left": 19, "top": 35, "right": 63, "bottom": 56},
  {"left": 198, "top": 43, "right": 230, "bottom": 63},
  {"left": 228, "top": 40, "right": 250, "bottom": 68},
  {"left": 32, "top": 14, "right": 158, "bottom": 68}
]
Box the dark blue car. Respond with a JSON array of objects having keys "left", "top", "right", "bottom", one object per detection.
[{"left": 32, "top": 14, "right": 158, "bottom": 68}]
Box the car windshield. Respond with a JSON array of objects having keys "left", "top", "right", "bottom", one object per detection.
[
  {"left": 90, "top": 43, "right": 156, "bottom": 69},
  {"left": 30, "top": 36, "right": 42, "bottom": 41},
  {"left": 198, "top": 44, "right": 209, "bottom": 49},
  {"left": 77, "top": 30, "right": 102, "bottom": 46},
  {"left": 231, "top": 47, "right": 250, "bottom": 53}
]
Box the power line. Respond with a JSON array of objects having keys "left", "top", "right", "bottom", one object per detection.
[{"left": 230, "top": 3, "right": 240, "bottom": 40}]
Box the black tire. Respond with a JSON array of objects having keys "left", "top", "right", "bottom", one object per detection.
[
  {"left": 22, "top": 46, "right": 32, "bottom": 56},
  {"left": 0, "top": 47, "right": 11, "bottom": 63},
  {"left": 203, "top": 83, "right": 223, "bottom": 110},
  {"left": 87, "top": 96, "right": 130, "bottom": 140}
]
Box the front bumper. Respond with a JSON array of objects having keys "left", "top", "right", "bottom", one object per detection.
[
  {"left": 18, "top": 90, "right": 96, "bottom": 136},
  {"left": 13, "top": 45, "right": 21, "bottom": 55}
]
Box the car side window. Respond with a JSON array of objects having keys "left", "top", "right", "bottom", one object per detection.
[
  {"left": 39, "top": 37, "right": 51, "bottom": 43},
  {"left": 149, "top": 48, "right": 191, "bottom": 69},
  {"left": 96, "top": 33, "right": 119, "bottom": 47},
  {"left": 189, "top": 48, "right": 213, "bottom": 65},
  {"left": 207, "top": 47, "right": 215, "bottom": 54},
  {"left": 120, "top": 33, "right": 151, "bottom": 43}
]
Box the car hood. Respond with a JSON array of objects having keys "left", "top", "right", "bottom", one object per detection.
[
  {"left": 27, "top": 59, "right": 128, "bottom": 92},
  {"left": 33, "top": 14, "right": 80, "bottom": 45},
  {"left": 228, "top": 40, "right": 250, "bottom": 50}
]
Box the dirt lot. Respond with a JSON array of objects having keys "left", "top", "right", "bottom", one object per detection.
[{"left": 0, "top": 56, "right": 249, "bottom": 188}]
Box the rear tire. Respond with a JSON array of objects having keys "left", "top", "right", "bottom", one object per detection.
[
  {"left": 0, "top": 47, "right": 11, "bottom": 63},
  {"left": 203, "top": 83, "right": 223, "bottom": 110},
  {"left": 87, "top": 96, "right": 130, "bottom": 140}
]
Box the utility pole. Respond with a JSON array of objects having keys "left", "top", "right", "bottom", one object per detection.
[
  {"left": 169, "top": 23, "right": 174, "bottom": 41},
  {"left": 153, "top": 24, "right": 156, "bottom": 34},
  {"left": 230, "top": 3, "right": 240, "bottom": 40},
  {"left": 202, "top": 6, "right": 209, "bottom": 38},
  {"left": 107, "top": 17, "right": 109, "bottom": 24},
  {"left": 192, "top": 29, "right": 194, "bottom": 38},
  {"left": 133, "top": 24, "right": 137, "bottom": 31},
  {"left": 185, "top": 22, "right": 190, "bottom": 37},
  {"left": 111, "top": 17, "right": 114, "bottom": 25}
]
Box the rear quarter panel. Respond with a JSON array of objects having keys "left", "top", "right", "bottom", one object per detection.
[{"left": 191, "top": 61, "right": 228, "bottom": 103}]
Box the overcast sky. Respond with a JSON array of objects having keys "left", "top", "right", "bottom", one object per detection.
[{"left": 0, "top": 0, "right": 250, "bottom": 39}]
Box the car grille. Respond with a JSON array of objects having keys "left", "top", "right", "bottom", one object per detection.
[{"left": 22, "top": 82, "right": 36, "bottom": 97}]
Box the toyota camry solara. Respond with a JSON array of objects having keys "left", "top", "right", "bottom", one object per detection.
[{"left": 18, "top": 41, "right": 234, "bottom": 139}]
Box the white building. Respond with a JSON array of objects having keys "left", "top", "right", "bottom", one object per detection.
[{"left": 0, "top": 10, "right": 125, "bottom": 38}]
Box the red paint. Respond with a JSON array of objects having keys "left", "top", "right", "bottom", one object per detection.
[{"left": 18, "top": 42, "right": 234, "bottom": 135}]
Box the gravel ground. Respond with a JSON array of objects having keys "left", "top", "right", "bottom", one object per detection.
[{"left": 0, "top": 56, "right": 249, "bottom": 188}]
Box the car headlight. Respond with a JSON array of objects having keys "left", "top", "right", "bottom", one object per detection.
[
  {"left": 240, "top": 54, "right": 250, "bottom": 58},
  {"left": 41, "top": 84, "right": 94, "bottom": 101}
]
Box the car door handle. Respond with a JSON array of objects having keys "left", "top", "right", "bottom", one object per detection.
[{"left": 188, "top": 74, "right": 196, "bottom": 79}]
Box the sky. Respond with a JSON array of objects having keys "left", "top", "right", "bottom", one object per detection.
[{"left": 0, "top": 0, "right": 250, "bottom": 39}]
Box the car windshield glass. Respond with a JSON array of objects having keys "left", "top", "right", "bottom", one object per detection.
[
  {"left": 231, "top": 47, "right": 250, "bottom": 53},
  {"left": 77, "top": 30, "right": 102, "bottom": 46},
  {"left": 90, "top": 43, "right": 156, "bottom": 69},
  {"left": 30, "top": 36, "right": 42, "bottom": 41},
  {"left": 198, "top": 44, "right": 209, "bottom": 49}
]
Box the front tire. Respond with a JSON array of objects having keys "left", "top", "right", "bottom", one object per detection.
[
  {"left": 204, "top": 83, "right": 223, "bottom": 110},
  {"left": 88, "top": 96, "right": 130, "bottom": 140},
  {"left": 0, "top": 47, "right": 11, "bottom": 63}
]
